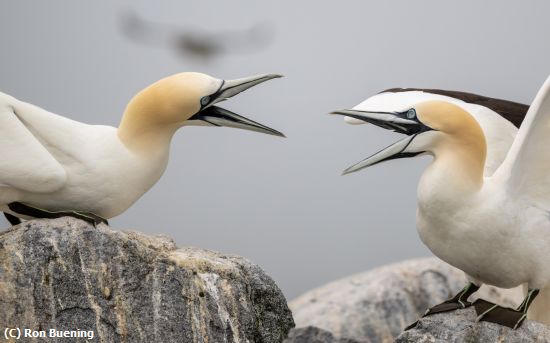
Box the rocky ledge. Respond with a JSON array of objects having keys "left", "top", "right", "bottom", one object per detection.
[
  {"left": 289, "top": 258, "right": 525, "bottom": 343},
  {"left": 395, "top": 307, "right": 550, "bottom": 343},
  {"left": 284, "top": 309, "right": 550, "bottom": 343},
  {"left": 0, "top": 218, "right": 294, "bottom": 343},
  {"left": 284, "top": 326, "right": 362, "bottom": 343}
]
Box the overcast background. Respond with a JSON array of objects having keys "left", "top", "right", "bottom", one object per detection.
[{"left": 1, "top": 1, "right": 549, "bottom": 299}]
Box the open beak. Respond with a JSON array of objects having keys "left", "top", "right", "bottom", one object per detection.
[
  {"left": 331, "top": 109, "right": 421, "bottom": 135},
  {"left": 190, "top": 74, "right": 285, "bottom": 137},
  {"left": 331, "top": 109, "right": 430, "bottom": 175},
  {"left": 194, "top": 106, "right": 285, "bottom": 137}
]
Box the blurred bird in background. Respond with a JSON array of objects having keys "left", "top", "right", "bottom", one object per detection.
[{"left": 119, "top": 10, "right": 275, "bottom": 61}]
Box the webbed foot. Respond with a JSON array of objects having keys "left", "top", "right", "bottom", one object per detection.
[
  {"left": 4, "top": 212, "right": 21, "bottom": 226},
  {"left": 7, "top": 202, "right": 109, "bottom": 227},
  {"left": 405, "top": 282, "right": 480, "bottom": 330},
  {"left": 474, "top": 289, "right": 539, "bottom": 329}
]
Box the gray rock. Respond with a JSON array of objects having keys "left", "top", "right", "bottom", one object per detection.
[
  {"left": 0, "top": 218, "right": 294, "bottom": 343},
  {"left": 290, "top": 258, "right": 523, "bottom": 343},
  {"left": 395, "top": 307, "right": 550, "bottom": 343},
  {"left": 284, "top": 326, "right": 363, "bottom": 343}
]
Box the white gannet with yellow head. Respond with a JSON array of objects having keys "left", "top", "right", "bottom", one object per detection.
[
  {"left": 332, "top": 76, "right": 550, "bottom": 329},
  {"left": 0, "top": 72, "right": 284, "bottom": 225}
]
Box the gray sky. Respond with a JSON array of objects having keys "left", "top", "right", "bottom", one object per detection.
[{"left": 1, "top": 1, "right": 549, "bottom": 299}]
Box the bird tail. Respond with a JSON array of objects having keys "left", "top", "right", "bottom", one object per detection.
[{"left": 528, "top": 286, "right": 550, "bottom": 325}]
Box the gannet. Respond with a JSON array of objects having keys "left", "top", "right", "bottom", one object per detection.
[
  {"left": 0, "top": 72, "right": 284, "bottom": 226},
  {"left": 120, "top": 10, "right": 273, "bottom": 60},
  {"left": 332, "top": 77, "right": 550, "bottom": 329}
]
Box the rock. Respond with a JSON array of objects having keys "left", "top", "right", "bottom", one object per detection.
[
  {"left": 0, "top": 218, "right": 294, "bottom": 343},
  {"left": 395, "top": 307, "right": 550, "bottom": 343},
  {"left": 289, "top": 258, "right": 524, "bottom": 343},
  {"left": 284, "top": 326, "right": 363, "bottom": 343}
]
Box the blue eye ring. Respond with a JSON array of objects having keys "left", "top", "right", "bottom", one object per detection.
[
  {"left": 406, "top": 109, "right": 416, "bottom": 119},
  {"left": 201, "top": 96, "right": 211, "bottom": 106}
]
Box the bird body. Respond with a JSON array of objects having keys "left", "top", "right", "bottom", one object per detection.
[
  {"left": 412, "top": 96, "right": 550, "bottom": 323},
  {"left": 0, "top": 72, "right": 283, "bottom": 222},
  {"left": 333, "top": 77, "right": 550, "bottom": 327},
  {"left": 416, "top": 145, "right": 544, "bottom": 289},
  {"left": 0, "top": 92, "right": 165, "bottom": 218}
]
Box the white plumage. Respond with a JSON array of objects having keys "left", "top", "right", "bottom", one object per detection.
[
  {"left": 333, "top": 77, "right": 550, "bottom": 327},
  {"left": 0, "top": 72, "right": 283, "bottom": 222},
  {"left": 0, "top": 92, "right": 143, "bottom": 218}
]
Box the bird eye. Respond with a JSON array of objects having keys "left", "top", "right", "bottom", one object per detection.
[
  {"left": 406, "top": 109, "right": 416, "bottom": 119},
  {"left": 201, "top": 96, "right": 211, "bottom": 106}
]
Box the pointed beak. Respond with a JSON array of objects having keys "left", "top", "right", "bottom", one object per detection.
[
  {"left": 331, "top": 108, "right": 430, "bottom": 175},
  {"left": 192, "top": 106, "right": 285, "bottom": 137},
  {"left": 208, "top": 74, "right": 284, "bottom": 107},
  {"left": 341, "top": 135, "right": 420, "bottom": 175},
  {"left": 190, "top": 73, "right": 285, "bottom": 137},
  {"left": 330, "top": 109, "right": 422, "bottom": 135}
]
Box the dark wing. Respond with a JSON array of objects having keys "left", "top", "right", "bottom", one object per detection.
[{"left": 382, "top": 88, "right": 528, "bottom": 128}]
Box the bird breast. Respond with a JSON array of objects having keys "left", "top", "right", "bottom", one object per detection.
[{"left": 416, "top": 175, "right": 547, "bottom": 288}]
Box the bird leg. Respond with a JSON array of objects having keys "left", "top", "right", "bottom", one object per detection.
[
  {"left": 4, "top": 212, "right": 21, "bottom": 226},
  {"left": 7, "top": 202, "right": 109, "bottom": 227},
  {"left": 405, "top": 282, "right": 480, "bottom": 330},
  {"left": 474, "top": 288, "right": 539, "bottom": 329}
]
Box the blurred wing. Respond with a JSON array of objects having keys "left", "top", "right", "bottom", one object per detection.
[
  {"left": 0, "top": 94, "right": 66, "bottom": 192},
  {"left": 494, "top": 76, "right": 550, "bottom": 208}
]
